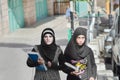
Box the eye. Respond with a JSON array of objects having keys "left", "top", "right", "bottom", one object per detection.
[
  {"left": 44, "top": 36, "right": 48, "bottom": 38},
  {"left": 49, "top": 35, "right": 53, "bottom": 38},
  {"left": 82, "top": 37, "right": 85, "bottom": 39}
]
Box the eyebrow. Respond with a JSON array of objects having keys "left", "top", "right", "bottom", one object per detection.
[
  {"left": 77, "top": 36, "right": 85, "bottom": 38},
  {"left": 44, "top": 35, "right": 53, "bottom": 37}
]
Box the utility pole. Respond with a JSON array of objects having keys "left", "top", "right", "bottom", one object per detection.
[
  {"left": 70, "top": 0, "right": 74, "bottom": 35},
  {"left": 108, "top": 0, "right": 113, "bottom": 28},
  {"left": 89, "top": 0, "right": 96, "bottom": 42}
]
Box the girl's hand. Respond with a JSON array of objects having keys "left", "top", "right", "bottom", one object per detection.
[
  {"left": 47, "top": 61, "right": 52, "bottom": 67},
  {"left": 70, "top": 70, "right": 85, "bottom": 76},
  {"left": 37, "top": 58, "right": 45, "bottom": 64},
  {"left": 89, "top": 77, "right": 95, "bottom": 80}
]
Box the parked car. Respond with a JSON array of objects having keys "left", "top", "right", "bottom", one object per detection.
[{"left": 111, "top": 7, "right": 120, "bottom": 76}]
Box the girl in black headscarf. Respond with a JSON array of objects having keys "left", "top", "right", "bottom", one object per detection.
[
  {"left": 27, "top": 28, "right": 65, "bottom": 80},
  {"left": 63, "top": 27, "right": 97, "bottom": 80}
]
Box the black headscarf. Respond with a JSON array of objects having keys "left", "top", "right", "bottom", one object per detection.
[
  {"left": 64, "top": 27, "right": 90, "bottom": 60},
  {"left": 40, "top": 28, "right": 57, "bottom": 61}
]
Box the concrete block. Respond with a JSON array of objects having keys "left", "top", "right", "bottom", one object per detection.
[
  {"left": 106, "top": 76, "right": 119, "bottom": 80},
  {"left": 112, "top": 45, "right": 119, "bottom": 55},
  {"left": 97, "top": 70, "right": 113, "bottom": 77},
  {"left": 88, "top": 39, "right": 100, "bottom": 57},
  {"left": 97, "top": 35, "right": 105, "bottom": 51},
  {"left": 104, "top": 29, "right": 111, "bottom": 33},
  {"left": 105, "top": 45, "right": 112, "bottom": 53},
  {"left": 97, "top": 75, "right": 119, "bottom": 80},
  {"left": 95, "top": 58, "right": 100, "bottom": 63},
  {"left": 96, "top": 37, "right": 104, "bottom": 52},
  {"left": 106, "top": 36, "right": 113, "bottom": 42},
  {"left": 87, "top": 43, "right": 99, "bottom": 58},
  {"left": 96, "top": 63, "right": 106, "bottom": 71},
  {"left": 99, "top": 34, "right": 106, "bottom": 41},
  {"left": 101, "top": 32, "right": 109, "bottom": 40}
]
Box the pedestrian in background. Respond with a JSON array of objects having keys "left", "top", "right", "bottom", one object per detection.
[
  {"left": 65, "top": 6, "right": 78, "bottom": 22},
  {"left": 26, "top": 28, "right": 65, "bottom": 80},
  {"left": 65, "top": 5, "right": 71, "bottom": 22},
  {"left": 63, "top": 27, "right": 97, "bottom": 80},
  {"left": 65, "top": 6, "right": 78, "bottom": 41},
  {"left": 65, "top": 5, "right": 72, "bottom": 41}
]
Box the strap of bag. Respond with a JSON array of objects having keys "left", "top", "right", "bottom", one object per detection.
[
  {"left": 34, "top": 45, "right": 39, "bottom": 52},
  {"left": 53, "top": 46, "right": 61, "bottom": 62}
]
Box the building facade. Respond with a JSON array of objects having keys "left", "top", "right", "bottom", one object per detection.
[
  {"left": 0, "top": 0, "right": 9, "bottom": 36},
  {"left": 0, "top": 0, "right": 115, "bottom": 36},
  {"left": 0, "top": 0, "right": 59, "bottom": 36}
]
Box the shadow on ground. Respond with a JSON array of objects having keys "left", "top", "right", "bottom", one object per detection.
[
  {"left": 0, "top": 43, "right": 33, "bottom": 48},
  {"left": 0, "top": 38, "right": 68, "bottom": 48}
]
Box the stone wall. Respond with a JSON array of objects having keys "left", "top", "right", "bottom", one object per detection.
[
  {"left": 23, "top": 0, "right": 36, "bottom": 27},
  {"left": 47, "top": 0, "right": 55, "bottom": 16},
  {"left": 0, "top": 0, "right": 9, "bottom": 36},
  {"left": 96, "top": 0, "right": 106, "bottom": 8}
]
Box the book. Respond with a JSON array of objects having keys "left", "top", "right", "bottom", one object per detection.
[
  {"left": 65, "top": 61, "right": 87, "bottom": 71},
  {"left": 65, "top": 62, "right": 77, "bottom": 70},
  {"left": 65, "top": 62, "right": 85, "bottom": 78},
  {"left": 28, "top": 52, "right": 47, "bottom": 71}
]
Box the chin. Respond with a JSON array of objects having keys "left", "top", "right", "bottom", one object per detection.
[
  {"left": 78, "top": 43, "right": 83, "bottom": 45},
  {"left": 46, "top": 43, "right": 52, "bottom": 45}
]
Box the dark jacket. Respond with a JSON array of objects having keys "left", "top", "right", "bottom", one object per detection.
[
  {"left": 63, "top": 46, "right": 96, "bottom": 80},
  {"left": 27, "top": 45, "right": 65, "bottom": 70}
]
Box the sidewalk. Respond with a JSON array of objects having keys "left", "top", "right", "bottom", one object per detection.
[
  {"left": 0, "top": 15, "right": 68, "bottom": 80},
  {"left": 0, "top": 15, "right": 68, "bottom": 45}
]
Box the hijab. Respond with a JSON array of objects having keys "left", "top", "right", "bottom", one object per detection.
[
  {"left": 64, "top": 27, "right": 90, "bottom": 60},
  {"left": 39, "top": 28, "right": 57, "bottom": 61}
]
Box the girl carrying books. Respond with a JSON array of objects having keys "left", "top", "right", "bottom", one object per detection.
[
  {"left": 63, "top": 27, "right": 97, "bottom": 80},
  {"left": 27, "top": 28, "right": 65, "bottom": 80}
]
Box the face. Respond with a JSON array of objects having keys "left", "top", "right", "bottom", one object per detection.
[
  {"left": 43, "top": 34, "right": 53, "bottom": 45},
  {"left": 76, "top": 35, "right": 85, "bottom": 46}
]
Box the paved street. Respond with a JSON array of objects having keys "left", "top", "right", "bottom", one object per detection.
[{"left": 0, "top": 15, "right": 68, "bottom": 80}]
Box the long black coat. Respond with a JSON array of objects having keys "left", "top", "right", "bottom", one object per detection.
[
  {"left": 63, "top": 27, "right": 97, "bottom": 80},
  {"left": 63, "top": 45, "right": 97, "bottom": 80}
]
